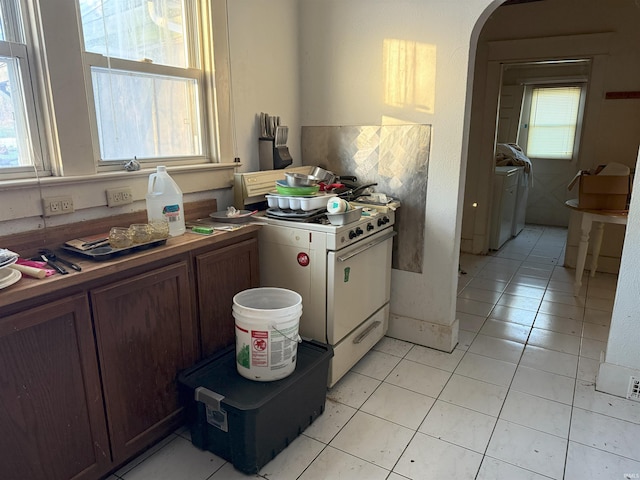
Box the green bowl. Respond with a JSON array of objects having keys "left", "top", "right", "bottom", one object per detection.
[{"left": 275, "top": 181, "right": 320, "bottom": 196}]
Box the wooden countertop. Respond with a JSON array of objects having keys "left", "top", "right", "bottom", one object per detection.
[{"left": 0, "top": 224, "right": 261, "bottom": 312}]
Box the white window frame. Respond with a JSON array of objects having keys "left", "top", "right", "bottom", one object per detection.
[
  {"left": 78, "top": 0, "right": 217, "bottom": 171},
  {"left": 0, "top": 0, "right": 229, "bottom": 182},
  {"left": 518, "top": 82, "right": 587, "bottom": 161},
  {"left": 0, "top": 0, "right": 49, "bottom": 180}
]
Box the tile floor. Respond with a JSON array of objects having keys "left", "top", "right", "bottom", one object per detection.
[{"left": 107, "top": 225, "right": 640, "bottom": 479}]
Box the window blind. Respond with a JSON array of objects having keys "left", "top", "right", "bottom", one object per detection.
[{"left": 526, "top": 86, "right": 581, "bottom": 159}]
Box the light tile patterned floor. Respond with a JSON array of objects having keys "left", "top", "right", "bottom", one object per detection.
[{"left": 108, "top": 226, "right": 640, "bottom": 480}]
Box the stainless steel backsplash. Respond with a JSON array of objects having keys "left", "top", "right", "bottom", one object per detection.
[{"left": 301, "top": 124, "right": 431, "bottom": 273}]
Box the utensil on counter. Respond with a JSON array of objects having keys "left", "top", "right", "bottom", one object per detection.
[
  {"left": 40, "top": 253, "right": 68, "bottom": 275},
  {"left": 39, "top": 249, "right": 82, "bottom": 272},
  {"left": 81, "top": 237, "right": 109, "bottom": 248}
]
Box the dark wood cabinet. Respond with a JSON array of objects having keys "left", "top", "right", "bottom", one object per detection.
[
  {"left": 90, "top": 261, "right": 197, "bottom": 464},
  {"left": 0, "top": 228, "right": 260, "bottom": 479},
  {"left": 0, "top": 295, "right": 110, "bottom": 480},
  {"left": 195, "top": 237, "right": 260, "bottom": 357}
]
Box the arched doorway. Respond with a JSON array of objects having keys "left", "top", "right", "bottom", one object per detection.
[{"left": 460, "top": 0, "right": 637, "bottom": 277}]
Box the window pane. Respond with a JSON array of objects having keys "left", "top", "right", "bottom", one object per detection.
[
  {"left": 0, "top": 57, "right": 31, "bottom": 168},
  {"left": 79, "top": 0, "right": 190, "bottom": 68},
  {"left": 526, "top": 86, "right": 581, "bottom": 159},
  {"left": 0, "top": 0, "right": 25, "bottom": 43},
  {"left": 92, "top": 67, "right": 201, "bottom": 161}
]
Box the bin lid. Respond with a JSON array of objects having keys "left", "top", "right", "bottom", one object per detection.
[{"left": 177, "top": 340, "right": 333, "bottom": 411}]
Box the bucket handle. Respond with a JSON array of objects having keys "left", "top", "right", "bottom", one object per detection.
[{"left": 269, "top": 323, "right": 302, "bottom": 343}]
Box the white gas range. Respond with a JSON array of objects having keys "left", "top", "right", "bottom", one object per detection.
[{"left": 235, "top": 170, "right": 396, "bottom": 387}]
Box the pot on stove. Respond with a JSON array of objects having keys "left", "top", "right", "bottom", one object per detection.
[{"left": 310, "top": 166, "right": 358, "bottom": 186}]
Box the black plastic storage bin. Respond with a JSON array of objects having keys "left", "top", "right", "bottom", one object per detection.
[{"left": 177, "top": 340, "right": 333, "bottom": 474}]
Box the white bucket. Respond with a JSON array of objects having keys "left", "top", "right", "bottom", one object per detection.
[{"left": 233, "top": 288, "right": 302, "bottom": 381}]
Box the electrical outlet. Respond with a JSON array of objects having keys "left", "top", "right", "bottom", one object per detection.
[
  {"left": 43, "top": 195, "right": 74, "bottom": 216},
  {"left": 106, "top": 187, "right": 134, "bottom": 207},
  {"left": 61, "top": 198, "right": 74, "bottom": 212},
  {"left": 627, "top": 376, "right": 640, "bottom": 401}
]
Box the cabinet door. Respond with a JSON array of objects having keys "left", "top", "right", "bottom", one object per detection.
[
  {"left": 0, "top": 295, "right": 110, "bottom": 480},
  {"left": 91, "top": 261, "right": 196, "bottom": 464},
  {"left": 196, "top": 237, "right": 259, "bottom": 357}
]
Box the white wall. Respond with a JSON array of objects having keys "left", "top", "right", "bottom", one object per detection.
[
  {"left": 226, "top": 0, "right": 301, "bottom": 176},
  {"left": 597, "top": 149, "right": 640, "bottom": 398},
  {"left": 298, "top": 0, "right": 496, "bottom": 351}
]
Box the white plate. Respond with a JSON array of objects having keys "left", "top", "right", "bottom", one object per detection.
[
  {"left": 0, "top": 267, "right": 22, "bottom": 290},
  {"left": 209, "top": 210, "right": 256, "bottom": 224}
]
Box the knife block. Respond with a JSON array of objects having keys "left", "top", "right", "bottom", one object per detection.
[{"left": 259, "top": 138, "right": 292, "bottom": 171}]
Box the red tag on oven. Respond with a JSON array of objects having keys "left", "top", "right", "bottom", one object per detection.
[{"left": 297, "top": 252, "right": 310, "bottom": 267}]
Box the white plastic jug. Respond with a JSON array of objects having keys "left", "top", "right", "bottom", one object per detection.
[{"left": 146, "top": 166, "right": 186, "bottom": 237}]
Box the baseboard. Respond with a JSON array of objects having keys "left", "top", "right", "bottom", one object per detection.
[{"left": 387, "top": 313, "right": 459, "bottom": 352}]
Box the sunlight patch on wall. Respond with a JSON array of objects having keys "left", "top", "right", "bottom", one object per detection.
[{"left": 383, "top": 39, "right": 436, "bottom": 114}]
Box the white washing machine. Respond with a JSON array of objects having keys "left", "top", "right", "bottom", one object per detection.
[{"left": 489, "top": 166, "right": 519, "bottom": 250}]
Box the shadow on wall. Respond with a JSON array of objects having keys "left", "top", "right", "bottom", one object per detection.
[{"left": 301, "top": 124, "right": 431, "bottom": 273}]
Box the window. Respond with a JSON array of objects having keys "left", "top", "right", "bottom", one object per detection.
[
  {"left": 0, "top": 0, "right": 44, "bottom": 174},
  {"left": 78, "top": 0, "right": 208, "bottom": 164},
  {"left": 520, "top": 85, "right": 583, "bottom": 160},
  {"left": 0, "top": 0, "right": 227, "bottom": 183}
]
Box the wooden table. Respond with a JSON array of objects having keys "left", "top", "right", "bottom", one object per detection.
[{"left": 565, "top": 199, "right": 628, "bottom": 295}]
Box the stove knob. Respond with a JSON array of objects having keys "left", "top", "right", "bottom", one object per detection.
[
  {"left": 355, "top": 227, "right": 364, "bottom": 236},
  {"left": 349, "top": 230, "right": 357, "bottom": 239},
  {"left": 367, "top": 223, "right": 374, "bottom": 231},
  {"left": 377, "top": 218, "right": 385, "bottom": 227},
  {"left": 383, "top": 216, "right": 390, "bottom": 224}
]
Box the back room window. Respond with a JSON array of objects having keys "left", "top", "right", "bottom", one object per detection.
[{"left": 521, "top": 85, "right": 583, "bottom": 160}]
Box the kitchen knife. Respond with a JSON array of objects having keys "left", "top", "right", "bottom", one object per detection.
[{"left": 54, "top": 255, "right": 82, "bottom": 271}]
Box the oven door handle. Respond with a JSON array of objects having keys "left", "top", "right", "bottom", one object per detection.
[
  {"left": 337, "top": 230, "right": 397, "bottom": 262},
  {"left": 353, "top": 321, "right": 381, "bottom": 344}
]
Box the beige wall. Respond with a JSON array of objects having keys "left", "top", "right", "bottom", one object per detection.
[{"left": 226, "top": 0, "right": 302, "bottom": 174}]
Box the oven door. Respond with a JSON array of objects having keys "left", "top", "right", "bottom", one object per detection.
[{"left": 326, "top": 229, "right": 395, "bottom": 344}]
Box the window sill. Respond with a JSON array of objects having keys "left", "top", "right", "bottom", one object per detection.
[
  {"left": 0, "top": 162, "right": 241, "bottom": 226},
  {"left": 0, "top": 162, "right": 241, "bottom": 190}
]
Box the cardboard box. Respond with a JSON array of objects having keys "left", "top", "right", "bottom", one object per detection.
[
  {"left": 177, "top": 340, "right": 333, "bottom": 474},
  {"left": 568, "top": 170, "right": 631, "bottom": 210}
]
